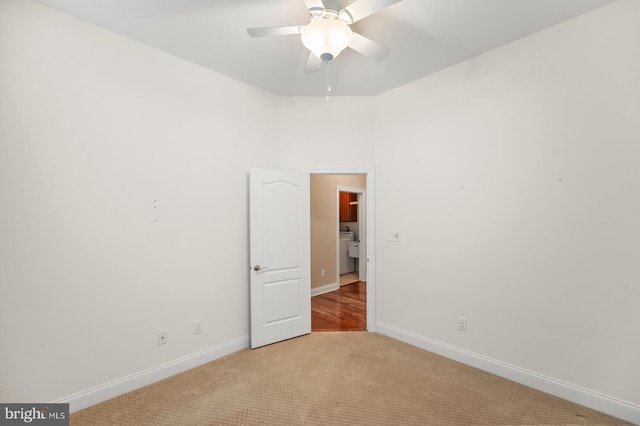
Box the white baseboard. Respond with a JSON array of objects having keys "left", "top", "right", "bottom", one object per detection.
[
  {"left": 311, "top": 282, "right": 339, "bottom": 297},
  {"left": 57, "top": 335, "right": 249, "bottom": 413},
  {"left": 376, "top": 323, "right": 640, "bottom": 425}
]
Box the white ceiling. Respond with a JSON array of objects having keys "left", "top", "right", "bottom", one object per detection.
[{"left": 31, "top": 0, "right": 616, "bottom": 97}]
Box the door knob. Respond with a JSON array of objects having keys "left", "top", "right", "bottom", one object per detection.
[{"left": 253, "top": 265, "right": 268, "bottom": 272}]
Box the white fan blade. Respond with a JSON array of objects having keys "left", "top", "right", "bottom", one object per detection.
[
  {"left": 304, "top": 52, "right": 322, "bottom": 73},
  {"left": 339, "top": 0, "right": 403, "bottom": 24},
  {"left": 349, "top": 32, "right": 390, "bottom": 62},
  {"left": 247, "top": 26, "right": 302, "bottom": 37}
]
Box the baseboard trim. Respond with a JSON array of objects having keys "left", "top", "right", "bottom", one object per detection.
[
  {"left": 311, "top": 282, "right": 339, "bottom": 297},
  {"left": 376, "top": 322, "right": 640, "bottom": 425},
  {"left": 57, "top": 335, "right": 250, "bottom": 413}
]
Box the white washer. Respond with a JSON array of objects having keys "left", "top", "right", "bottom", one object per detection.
[
  {"left": 339, "top": 232, "right": 354, "bottom": 275},
  {"left": 348, "top": 241, "right": 359, "bottom": 259}
]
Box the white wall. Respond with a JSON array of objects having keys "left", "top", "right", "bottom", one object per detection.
[
  {"left": 375, "top": 0, "right": 640, "bottom": 408},
  {"left": 279, "top": 97, "right": 376, "bottom": 170},
  {"left": 0, "top": 0, "right": 280, "bottom": 404}
]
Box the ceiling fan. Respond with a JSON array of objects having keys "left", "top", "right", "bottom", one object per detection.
[{"left": 247, "top": 0, "right": 403, "bottom": 72}]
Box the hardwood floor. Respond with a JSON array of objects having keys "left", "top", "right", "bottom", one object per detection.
[{"left": 311, "top": 281, "right": 366, "bottom": 331}]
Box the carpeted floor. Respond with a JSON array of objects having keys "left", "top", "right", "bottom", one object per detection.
[{"left": 70, "top": 332, "right": 630, "bottom": 425}]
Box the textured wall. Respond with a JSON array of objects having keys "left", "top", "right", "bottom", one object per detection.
[
  {"left": 0, "top": 0, "right": 280, "bottom": 403},
  {"left": 375, "top": 0, "right": 640, "bottom": 406}
]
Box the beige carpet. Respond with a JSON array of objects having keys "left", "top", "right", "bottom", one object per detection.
[{"left": 71, "top": 332, "right": 630, "bottom": 425}]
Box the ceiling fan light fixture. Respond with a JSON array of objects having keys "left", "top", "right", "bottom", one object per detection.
[
  {"left": 339, "top": 9, "right": 354, "bottom": 24},
  {"left": 301, "top": 19, "right": 353, "bottom": 62},
  {"left": 309, "top": 7, "right": 325, "bottom": 17}
]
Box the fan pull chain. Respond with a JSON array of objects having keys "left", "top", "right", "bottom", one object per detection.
[{"left": 325, "top": 61, "right": 332, "bottom": 101}]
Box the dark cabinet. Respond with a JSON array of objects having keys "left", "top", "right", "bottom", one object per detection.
[{"left": 339, "top": 192, "right": 358, "bottom": 222}]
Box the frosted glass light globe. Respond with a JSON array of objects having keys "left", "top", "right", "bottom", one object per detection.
[{"left": 301, "top": 19, "right": 353, "bottom": 62}]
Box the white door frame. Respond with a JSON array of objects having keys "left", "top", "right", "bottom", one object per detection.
[
  {"left": 305, "top": 167, "right": 376, "bottom": 332},
  {"left": 357, "top": 191, "right": 366, "bottom": 283},
  {"left": 336, "top": 186, "right": 365, "bottom": 285}
]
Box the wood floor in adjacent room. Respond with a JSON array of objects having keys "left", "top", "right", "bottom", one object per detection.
[{"left": 311, "top": 280, "right": 366, "bottom": 331}]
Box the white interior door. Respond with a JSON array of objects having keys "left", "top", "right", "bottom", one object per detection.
[{"left": 249, "top": 168, "right": 310, "bottom": 349}]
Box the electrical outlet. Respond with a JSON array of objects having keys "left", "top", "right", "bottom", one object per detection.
[
  {"left": 193, "top": 320, "right": 203, "bottom": 335},
  {"left": 158, "top": 330, "right": 168, "bottom": 345},
  {"left": 457, "top": 317, "right": 467, "bottom": 332},
  {"left": 321, "top": 269, "right": 326, "bottom": 277}
]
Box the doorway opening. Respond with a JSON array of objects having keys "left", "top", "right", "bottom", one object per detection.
[
  {"left": 307, "top": 169, "right": 375, "bottom": 332},
  {"left": 338, "top": 188, "right": 365, "bottom": 285}
]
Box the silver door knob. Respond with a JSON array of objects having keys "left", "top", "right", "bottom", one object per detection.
[{"left": 253, "top": 265, "right": 268, "bottom": 272}]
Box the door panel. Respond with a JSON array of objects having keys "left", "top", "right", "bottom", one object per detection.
[
  {"left": 250, "top": 168, "right": 310, "bottom": 349},
  {"left": 263, "top": 279, "right": 301, "bottom": 324},
  {"left": 262, "top": 181, "right": 301, "bottom": 269}
]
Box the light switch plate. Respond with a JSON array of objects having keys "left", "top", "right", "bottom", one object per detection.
[{"left": 387, "top": 231, "right": 400, "bottom": 242}]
